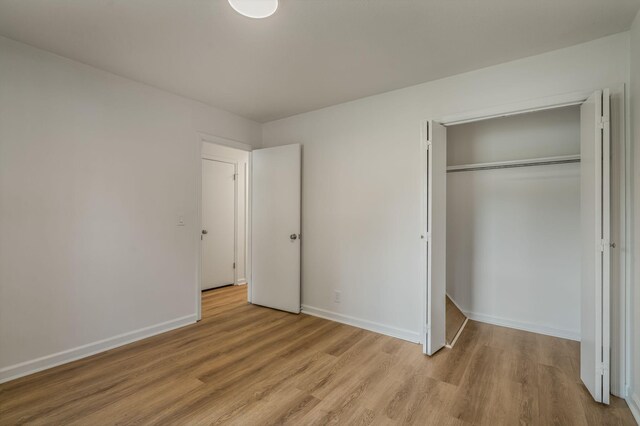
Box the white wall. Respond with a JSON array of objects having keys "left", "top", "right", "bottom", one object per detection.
[
  {"left": 201, "top": 142, "right": 250, "bottom": 284},
  {"left": 628, "top": 9, "right": 640, "bottom": 422},
  {"left": 447, "top": 106, "right": 580, "bottom": 165},
  {"left": 446, "top": 107, "right": 581, "bottom": 340},
  {"left": 0, "top": 36, "right": 261, "bottom": 382},
  {"left": 262, "top": 32, "right": 630, "bottom": 343}
]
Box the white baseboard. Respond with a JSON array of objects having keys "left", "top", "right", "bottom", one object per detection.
[
  {"left": 445, "top": 295, "right": 580, "bottom": 341},
  {"left": 236, "top": 279, "right": 247, "bottom": 285},
  {"left": 627, "top": 392, "right": 640, "bottom": 425},
  {"left": 301, "top": 305, "right": 420, "bottom": 343},
  {"left": 463, "top": 310, "right": 580, "bottom": 341},
  {"left": 0, "top": 314, "right": 197, "bottom": 384}
]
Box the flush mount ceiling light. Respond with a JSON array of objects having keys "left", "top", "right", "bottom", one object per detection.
[{"left": 228, "top": 0, "right": 278, "bottom": 18}]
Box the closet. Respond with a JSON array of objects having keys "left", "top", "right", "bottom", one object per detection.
[
  {"left": 421, "top": 88, "right": 624, "bottom": 405},
  {"left": 446, "top": 106, "right": 581, "bottom": 347}
]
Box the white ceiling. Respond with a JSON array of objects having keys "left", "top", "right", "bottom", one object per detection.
[{"left": 0, "top": 0, "right": 638, "bottom": 122}]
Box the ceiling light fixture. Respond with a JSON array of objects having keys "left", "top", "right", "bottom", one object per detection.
[{"left": 228, "top": 0, "right": 278, "bottom": 19}]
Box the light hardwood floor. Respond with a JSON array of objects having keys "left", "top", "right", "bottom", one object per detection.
[{"left": 0, "top": 285, "right": 635, "bottom": 425}]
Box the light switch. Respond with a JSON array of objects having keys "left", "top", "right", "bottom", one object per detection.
[{"left": 177, "top": 216, "right": 185, "bottom": 226}]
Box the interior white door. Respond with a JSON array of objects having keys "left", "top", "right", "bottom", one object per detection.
[
  {"left": 423, "top": 121, "right": 447, "bottom": 355},
  {"left": 201, "top": 159, "right": 236, "bottom": 290},
  {"left": 580, "top": 89, "right": 611, "bottom": 404},
  {"left": 251, "top": 144, "right": 301, "bottom": 313}
]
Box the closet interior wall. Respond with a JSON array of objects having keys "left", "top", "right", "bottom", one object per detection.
[{"left": 445, "top": 106, "right": 582, "bottom": 340}]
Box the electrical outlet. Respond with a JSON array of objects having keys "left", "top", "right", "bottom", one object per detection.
[{"left": 334, "top": 290, "right": 341, "bottom": 303}]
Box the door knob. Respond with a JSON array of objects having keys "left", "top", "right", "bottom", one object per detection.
[
  {"left": 290, "top": 234, "right": 297, "bottom": 240},
  {"left": 202, "top": 230, "right": 208, "bottom": 235}
]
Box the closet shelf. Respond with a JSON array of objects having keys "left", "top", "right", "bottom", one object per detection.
[{"left": 446, "top": 154, "right": 580, "bottom": 173}]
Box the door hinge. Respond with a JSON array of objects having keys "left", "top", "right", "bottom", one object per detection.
[
  {"left": 597, "top": 117, "right": 609, "bottom": 129},
  {"left": 233, "top": 262, "right": 236, "bottom": 269},
  {"left": 599, "top": 239, "right": 609, "bottom": 252},
  {"left": 597, "top": 363, "right": 607, "bottom": 376},
  {"left": 233, "top": 174, "right": 237, "bottom": 180}
]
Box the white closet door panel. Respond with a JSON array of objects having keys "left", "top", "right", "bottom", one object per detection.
[
  {"left": 251, "top": 144, "right": 301, "bottom": 314},
  {"left": 423, "top": 121, "right": 447, "bottom": 356},
  {"left": 580, "top": 89, "right": 611, "bottom": 404},
  {"left": 201, "top": 159, "right": 236, "bottom": 290},
  {"left": 601, "top": 88, "right": 611, "bottom": 404}
]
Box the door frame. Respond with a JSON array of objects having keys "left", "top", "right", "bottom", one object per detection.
[
  {"left": 420, "top": 85, "right": 629, "bottom": 398},
  {"left": 196, "top": 133, "right": 253, "bottom": 321}
]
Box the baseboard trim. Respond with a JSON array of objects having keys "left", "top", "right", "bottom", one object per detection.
[
  {"left": 0, "top": 314, "right": 197, "bottom": 384},
  {"left": 464, "top": 310, "right": 580, "bottom": 341},
  {"left": 301, "top": 305, "right": 420, "bottom": 343},
  {"left": 236, "top": 279, "right": 247, "bottom": 285},
  {"left": 626, "top": 392, "right": 640, "bottom": 424}
]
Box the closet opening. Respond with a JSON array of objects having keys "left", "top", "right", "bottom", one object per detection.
[
  {"left": 445, "top": 105, "right": 582, "bottom": 349},
  {"left": 420, "top": 87, "right": 627, "bottom": 406}
]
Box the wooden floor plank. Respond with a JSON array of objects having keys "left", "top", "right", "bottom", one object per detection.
[{"left": 0, "top": 284, "right": 634, "bottom": 425}]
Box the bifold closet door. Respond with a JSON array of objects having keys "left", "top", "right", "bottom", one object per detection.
[
  {"left": 251, "top": 144, "right": 301, "bottom": 314},
  {"left": 422, "top": 121, "right": 447, "bottom": 356},
  {"left": 580, "top": 89, "right": 611, "bottom": 404}
]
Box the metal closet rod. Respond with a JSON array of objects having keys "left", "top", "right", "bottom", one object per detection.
[{"left": 446, "top": 155, "right": 581, "bottom": 173}]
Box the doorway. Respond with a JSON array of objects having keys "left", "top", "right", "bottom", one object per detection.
[
  {"left": 200, "top": 139, "right": 250, "bottom": 296},
  {"left": 197, "top": 134, "right": 303, "bottom": 321}
]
